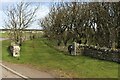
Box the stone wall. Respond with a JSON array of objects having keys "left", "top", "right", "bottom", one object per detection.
[{"left": 78, "top": 44, "right": 120, "bottom": 63}]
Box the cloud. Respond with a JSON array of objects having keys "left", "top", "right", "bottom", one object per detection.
[
  {"left": 27, "top": 4, "right": 50, "bottom": 29},
  {"left": 36, "top": 5, "right": 50, "bottom": 19},
  {"left": 0, "top": 2, "right": 50, "bottom": 29},
  {"left": 0, "top": 10, "right": 5, "bottom": 29},
  {"left": 0, "top": 0, "right": 22, "bottom": 3},
  {"left": 0, "top": 0, "right": 70, "bottom": 3}
]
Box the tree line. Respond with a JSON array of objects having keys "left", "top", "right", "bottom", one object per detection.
[
  {"left": 40, "top": 2, "right": 120, "bottom": 49},
  {"left": 4, "top": 1, "right": 120, "bottom": 49}
]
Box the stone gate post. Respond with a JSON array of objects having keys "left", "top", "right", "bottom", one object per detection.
[{"left": 74, "top": 42, "right": 77, "bottom": 55}]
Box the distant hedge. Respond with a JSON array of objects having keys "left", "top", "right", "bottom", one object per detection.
[{"left": 79, "top": 45, "right": 120, "bottom": 63}]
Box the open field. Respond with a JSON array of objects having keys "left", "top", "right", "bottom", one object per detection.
[
  {"left": 0, "top": 33, "right": 8, "bottom": 38},
  {"left": 1, "top": 38, "right": 120, "bottom": 78}
]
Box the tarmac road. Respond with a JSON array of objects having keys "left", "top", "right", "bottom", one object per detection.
[
  {"left": 1, "top": 66, "right": 21, "bottom": 78},
  {"left": 0, "top": 38, "right": 55, "bottom": 79}
]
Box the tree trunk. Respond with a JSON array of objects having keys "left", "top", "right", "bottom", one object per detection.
[{"left": 110, "top": 29, "right": 117, "bottom": 49}]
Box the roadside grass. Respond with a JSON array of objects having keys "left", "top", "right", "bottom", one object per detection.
[
  {"left": 1, "top": 38, "right": 119, "bottom": 78},
  {"left": 0, "top": 33, "right": 8, "bottom": 38}
]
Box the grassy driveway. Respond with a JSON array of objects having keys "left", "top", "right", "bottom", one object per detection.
[{"left": 1, "top": 38, "right": 119, "bottom": 78}]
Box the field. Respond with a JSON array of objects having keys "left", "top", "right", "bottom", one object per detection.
[
  {"left": 0, "top": 33, "right": 8, "bottom": 38},
  {"left": 1, "top": 38, "right": 120, "bottom": 78}
]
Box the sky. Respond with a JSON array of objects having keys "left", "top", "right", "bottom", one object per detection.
[
  {"left": 0, "top": 0, "right": 119, "bottom": 29},
  {"left": 0, "top": 0, "right": 51, "bottom": 29},
  {"left": 0, "top": 0, "right": 87, "bottom": 29}
]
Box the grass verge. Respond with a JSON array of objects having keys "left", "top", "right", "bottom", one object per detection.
[
  {"left": 0, "top": 33, "right": 8, "bottom": 38},
  {"left": 1, "top": 38, "right": 120, "bottom": 78}
]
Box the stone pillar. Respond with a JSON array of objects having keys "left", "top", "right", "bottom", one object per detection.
[
  {"left": 74, "top": 42, "right": 77, "bottom": 55},
  {"left": 12, "top": 46, "right": 20, "bottom": 57}
]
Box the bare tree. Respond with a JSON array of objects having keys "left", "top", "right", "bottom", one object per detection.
[{"left": 4, "top": 2, "right": 38, "bottom": 46}]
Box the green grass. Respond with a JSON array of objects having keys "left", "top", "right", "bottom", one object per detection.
[
  {"left": 1, "top": 38, "right": 120, "bottom": 78},
  {"left": 0, "top": 33, "right": 8, "bottom": 38}
]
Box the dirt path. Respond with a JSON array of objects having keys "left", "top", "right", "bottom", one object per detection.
[{"left": 2, "top": 61, "right": 54, "bottom": 78}]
